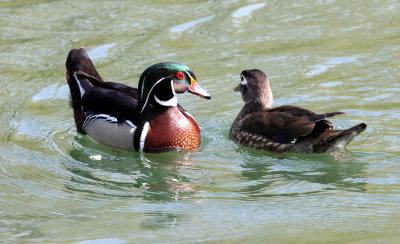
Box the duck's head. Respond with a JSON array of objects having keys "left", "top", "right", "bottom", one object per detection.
[
  {"left": 234, "top": 69, "right": 273, "bottom": 108},
  {"left": 138, "top": 62, "right": 210, "bottom": 113}
]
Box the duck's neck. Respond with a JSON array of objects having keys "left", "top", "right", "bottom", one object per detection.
[
  {"left": 255, "top": 82, "right": 273, "bottom": 109},
  {"left": 232, "top": 101, "right": 266, "bottom": 126},
  {"left": 245, "top": 101, "right": 269, "bottom": 114}
]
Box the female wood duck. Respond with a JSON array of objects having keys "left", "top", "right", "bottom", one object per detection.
[
  {"left": 230, "top": 69, "right": 367, "bottom": 153},
  {"left": 65, "top": 48, "right": 210, "bottom": 153}
]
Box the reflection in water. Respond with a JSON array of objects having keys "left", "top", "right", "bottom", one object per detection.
[
  {"left": 64, "top": 136, "right": 199, "bottom": 202},
  {"left": 1, "top": 0, "right": 399, "bottom": 241},
  {"left": 62, "top": 141, "right": 200, "bottom": 231},
  {"left": 140, "top": 211, "right": 180, "bottom": 230},
  {"left": 239, "top": 150, "right": 367, "bottom": 197}
]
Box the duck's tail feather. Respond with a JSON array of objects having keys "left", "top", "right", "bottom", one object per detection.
[
  {"left": 313, "top": 123, "right": 367, "bottom": 153},
  {"left": 66, "top": 48, "right": 102, "bottom": 81},
  {"left": 309, "top": 111, "right": 346, "bottom": 130},
  {"left": 65, "top": 48, "right": 102, "bottom": 133}
]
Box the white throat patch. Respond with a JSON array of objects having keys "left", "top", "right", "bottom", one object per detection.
[
  {"left": 153, "top": 79, "right": 177, "bottom": 107},
  {"left": 154, "top": 94, "right": 177, "bottom": 107}
]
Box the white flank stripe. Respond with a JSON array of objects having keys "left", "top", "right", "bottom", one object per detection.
[
  {"left": 83, "top": 113, "right": 119, "bottom": 130},
  {"left": 106, "top": 116, "right": 118, "bottom": 123},
  {"left": 140, "top": 122, "right": 150, "bottom": 152},
  {"left": 124, "top": 120, "right": 136, "bottom": 128}
]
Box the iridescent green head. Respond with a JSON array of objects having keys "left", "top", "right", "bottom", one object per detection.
[{"left": 138, "top": 62, "right": 210, "bottom": 113}]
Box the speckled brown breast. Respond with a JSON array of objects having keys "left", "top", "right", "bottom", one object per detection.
[{"left": 143, "top": 107, "right": 201, "bottom": 153}]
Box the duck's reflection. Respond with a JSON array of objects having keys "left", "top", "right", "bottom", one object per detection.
[
  {"left": 63, "top": 136, "right": 199, "bottom": 202},
  {"left": 239, "top": 149, "right": 367, "bottom": 197},
  {"left": 62, "top": 141, "right": 199, "bottom": 230}
]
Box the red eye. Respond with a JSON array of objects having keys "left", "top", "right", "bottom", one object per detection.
[{"left": 175, "top": 72, "right": 185, "bottom": 80}]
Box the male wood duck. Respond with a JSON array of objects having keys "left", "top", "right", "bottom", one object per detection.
[
  {"left": 65, "top": 48, "right": 210, "bottom": 153},
  {"left": 230, "top": 69, "right": 367, "bottom": 153}
]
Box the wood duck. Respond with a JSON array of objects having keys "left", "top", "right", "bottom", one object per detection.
[
  {"left": 230, "top": 69, "right": 367, "bottom": 153},
  {"left": 65, "top": 48, "right": 210, "bottom": 153}
]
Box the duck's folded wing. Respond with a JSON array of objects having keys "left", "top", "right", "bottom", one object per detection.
[
  {"left": 241, "top": 111, "right": 316, "bottom": 139},
  {"left": 268, "top": 105, "right": 316, "bottom": 116},
  {"left": 267, "top": 105, "right": 345, "bottom": 130},
  {"left": 75, "top": 71, "right": 138, "bottom": 99},
  {"left": 104, "top": 81, "right": 138, "bottom": 100},
  {"left": 81, "top": 86, "right": 138, "bottom": 122}
]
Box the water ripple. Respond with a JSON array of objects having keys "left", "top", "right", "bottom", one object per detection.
[
  {"left": 0, "top": 0, "right": 399, "bottom": 242},
  {"left": 32, "top": 83, "right": 69, "bottom": 102},
  {"left": 232, "top": 3, "right": 266, "bottom": 25},
  {"left": 88, "top": 43, "right": 116, "bottom": 60},
  {"left": 306, "top": 56, "right": 360, "bottom": 77},
  {"left": 169, "top": 16, "right": 214, "bottom": 33}
]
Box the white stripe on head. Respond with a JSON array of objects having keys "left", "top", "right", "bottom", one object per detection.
[
  {"left": 140, "top": 122, "right": 150, "bottom": 152},
  {"left": 73, "top": 73, "right": 86, "bottom": 98},
  {"left": 183, "top": 71, "right": 193, "bottom": 81},
  {"left": 140, "top": 77, "right": 167, "bottom": 113}
]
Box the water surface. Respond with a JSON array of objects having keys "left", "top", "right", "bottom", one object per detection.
[{"left": 1, "top": 0, "right": 399, "bottom": 243}]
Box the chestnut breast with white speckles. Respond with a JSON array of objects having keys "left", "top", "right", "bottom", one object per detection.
[{"left": 143, "top": 107, "right": 201, "bottom": 153}]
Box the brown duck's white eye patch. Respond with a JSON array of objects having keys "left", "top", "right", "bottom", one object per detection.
[{"left": 240, "top": 75, "right": 248, "bottom": 85}]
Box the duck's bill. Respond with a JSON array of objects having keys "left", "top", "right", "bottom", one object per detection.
[
  {"left": 233, "top": 84, "right": 241, "bottom": 92},
  {"left": 189, "top": 78, "right": 211, "bottom": 99}
]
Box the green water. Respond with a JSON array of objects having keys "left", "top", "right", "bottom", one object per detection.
[{"left": 1, "top": 0, "right": 399, "bottom": 243}]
